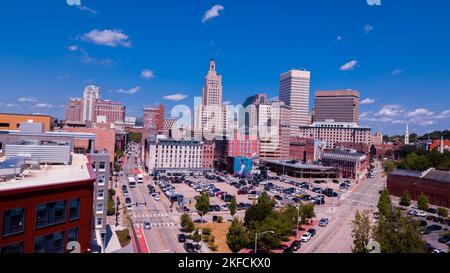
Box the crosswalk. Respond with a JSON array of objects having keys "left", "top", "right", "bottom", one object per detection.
[
  {"left": 134, "top": 222, "right": 179, "bottom": 228},
  {"left": 342, "top": 198, "right": 377, "bottom": 207},
  {"left": 134, "top": 213, "right": 169, "bottom": 219}
]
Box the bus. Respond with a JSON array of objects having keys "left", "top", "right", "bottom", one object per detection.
[{"left": 128, "top": 177, "right": 136, "bottom": 189}]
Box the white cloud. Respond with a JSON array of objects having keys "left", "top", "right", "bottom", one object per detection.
[
  {"left": 163, "top": 94, "right": 188, "bottom": 101},
  {"left": 407, "top": 108, "right": 434, "bottom": 117},
  {"left": 77, "top": 5, "right": 98, "bottom": 14},
  {"left": 420, "top": 121, "right": 434, "bottom": 127},
  {"left": 35, "top": 103, "right": 53, "bottom": 108},
  {"left": 340, "top": 60, "right": 358, "bottom": 71},
  {"left": 392, "top": 120, "right": 407, "bottom": 125},
  {"left": 375, "top": 105, "right": 404, "bottom": 117},
  {"left": 223, "top": 101, "right": 231, "bottom": 105},
  {"left": 336, "top": 35, "right": 343, "bottom": 42},
  {"left": 364, "top": 24, "right": 374, "bottom": 34},
  {"left": 392, "top": 68, "right": 404, "bottom": 76},
  {"left": 361, "top": 98, "right": 376, "bottom": 105},
  {"left": 18, "top": 96, "right": 38, "bottom": 103},
  {"left": 68, "top": 45, "right": 79, "bottom": 51},
  {"left": 5, "top": 103, "right": 18, "bottom": 108},
  {"left": 113, "top": 86, "right": 141, "bottom": 95},
  {"left": 141, "top": 69, "right": 155, "bottom": 79},
  {"left": 202, "top": 5, "right": 224, "bottom": 23},
  {"left": 81, "top": 29, "right": 132, "bottom": 48}
]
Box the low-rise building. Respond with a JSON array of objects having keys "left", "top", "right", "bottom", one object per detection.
[
  {"left": 0, "top": 154, "right": 96, "bottom": 253},
  {"left": 321, "top": 148, "right": 370, "bottom": 179},
  {"left": 0, "top": 113, "right": 53, "bottom": 132},
  {"left": 145, "top": 135, "right": 212, "bottom": 175},
  {"left": 387, "top": 168, "right": 450, "bottom": 208}
]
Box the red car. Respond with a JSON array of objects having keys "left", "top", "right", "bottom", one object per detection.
[
  {"left": 426, "top": 215, "right": 434, "bottom": 221},
  {"left": 238, "top": 189, "right": 248, "bottom": 195}
]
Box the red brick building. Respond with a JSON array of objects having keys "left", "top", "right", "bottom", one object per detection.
[
  {"left": 289, "top": 138, "right": 315, "bottom": 163},
  {"left": 0, "top": 155, "right": 96, "bottom": 253},
  {"left": 202, "top": 141, "right": 215, "bottom": 169},
  {"left": 94, "top": 100, "right": 126, "bottom": 124},
  {"left": 387, "top": 168, "right": 450, "bottom": 208},
  {"left": 63, "top": 127, "right": 116, "bottom": 162}
]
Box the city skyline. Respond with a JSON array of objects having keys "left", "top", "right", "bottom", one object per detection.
[{"left": 0, "top": 1, "right": 449, "bottom": 135}]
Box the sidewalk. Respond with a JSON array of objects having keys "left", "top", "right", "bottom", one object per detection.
[{"left": 105, "top": 225, "right": 127, "bottom": 253}]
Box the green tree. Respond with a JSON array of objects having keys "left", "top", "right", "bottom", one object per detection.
[
  {"left": 352, "top": 210, "right": 372, "bottom": 253},
  {"left": 229, "top": 196, "right": 237, "bottom": 217},
  {"left": 195, "top": 194, "right": 210, "bottom": 217},
  {"left": 192, "top": 229, "right": 202, "bottom": 243},
  {"left": 383, "top": 161, "right": 397, "bottom": 175},
  {"left": 373, "top": 209, "right": 425, "bottom": 253},
  {"left": 417, "top": 193, "right": 429, "bottom": 211},
  {"left": 437, "top": 208, "right": 448, "bottom": 218},
  {"left": 378, "top": 189, "right": 392, "bottom": 217},
  {"left": 244, "top": 192, "right": 273, "bottom": 227},
  {"left": 180, "top": 213, "right": 194, "bottom": 233},
  {"left": 399, "top": 192, "right": 411, "bottom": 207},
  {"left": 226, "top": 218, "right": 250, "bottom": 253},
  {"left": 128, "top": 132, "right": 142, "bottom": 143},
  {"left": 299, "top": 203, "right": 316, "bottom": 225}
]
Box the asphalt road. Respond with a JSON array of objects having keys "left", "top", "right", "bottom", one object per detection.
[
  {"left": 299, "top": 161, "right": 385, "bottom": 253},
  {"left": 121, "top": 143, "right": 185, "bottom": 253}
]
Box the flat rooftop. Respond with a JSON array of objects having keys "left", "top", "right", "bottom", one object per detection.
[
  {"left": 0, "top": 154, "right": 93, "bottom": 192},
  {"left": 263, "top": 160, "right": 337, "bottom": 171}
]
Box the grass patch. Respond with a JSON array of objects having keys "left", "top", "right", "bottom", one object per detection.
[{"left": 116, "top": 228, "right": 131, "bottom": 248}]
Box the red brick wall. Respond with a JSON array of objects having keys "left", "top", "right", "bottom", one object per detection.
[
  {"left": 387, "top": 174, "right": 450, "bottom": 208},
  {"left": 63, "top": 127, "right": 115, "bottom": 161}
]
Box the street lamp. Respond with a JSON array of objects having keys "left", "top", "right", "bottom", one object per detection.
[{"left": 255, "top": 230, "right": 275, "bottom": 254}]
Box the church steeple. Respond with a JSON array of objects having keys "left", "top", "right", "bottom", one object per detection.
[{"left": 405, "top": 124, "right": 410, "bottom": 145}]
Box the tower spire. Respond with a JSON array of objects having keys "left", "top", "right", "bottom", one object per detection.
[{"left": 405, "top": 123, "right": 410, "bottom": 145}]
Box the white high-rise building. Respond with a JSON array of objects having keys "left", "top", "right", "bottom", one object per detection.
[
  {"left": 279, "top": 70, "right": 311, "bottom": 135},
  {"left": 83, "top": 85, "right": 101, "bottom": 122},
  {"left": 405, "top": 124, "right": 410, "bottom": 145},
  {"left": 194, "top": 59, "right": 228, "bottom": 140}
]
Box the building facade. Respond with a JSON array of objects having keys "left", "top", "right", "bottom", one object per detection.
[
  {"left": 387, "top": 169, "right": 450, "bottom": 208},
  {"left": 0, "top": 113, "right": 53, "bottom": 132},
  {"left": 145, "top": 136, "right": 210, "bottom": 174},
  {"left": 295, "top": 121, "right": 371, "bottom": 150},
  {"left": 143, "top": 105, "right": 165, "bottom": 131},
  {"left": 94, "top": 100, "right": 125, "bottom": 124},
  {"left": 202, "top": 59, "right": 223, "bottom": 106},
  {"left": 83, "top": 85, "right": 101, "bottom": 123},
  {"left": 65, "top": 98, "right": 83, "bottom": 123},
  {"left": 321, "top": 148, "right": 370, "bottom": 179},
  {"left": 0, "top": 154, "right": 96, "bottom": 253},
  {"left": 279, "top": 70, "right": 311, "bottom": 133},
  {"left": 314, "top": 90, "right": 360, "bottom": 123}
]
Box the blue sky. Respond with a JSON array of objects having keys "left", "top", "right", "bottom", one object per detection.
[{"left": 0, "top": 0, "right": 449, "bottom": 135}]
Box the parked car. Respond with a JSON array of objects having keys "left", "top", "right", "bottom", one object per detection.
[
  {"left": 438, "top": 236, "right": 450, "bottom": 244},
  {"left": 221, "top": 205, "right": 229, "bottom": 211},
  {"left": 301, "top": 232, "right": 312, "bottom": 242},
  {"left": 332, "top": 179, "right": 339, "bottom": 184},
  {"left": 184, "top": 243, "right": 196, "bottom": 253},
  {"left": 178, "top": 234, "right": 187, "bottom": 243},
  {"left": 428, "top": 224, "right": 443, "bottom": 231},
  {"left": 431, "top": 249, "right": 447, "bottom": 254},
  {"left": 283, "top": 246, "right": 294, "bottom": 253},
  {"left": 153, "top": 195, "right": 161, "bottom": 201},
  {"left": 274, "top": 195, "right": 283, "bottom": 201},
  {"left": 427, "top": 208, "right": 438, "bottom": 214},
  {"left": 238, "top": 189, "right": 248, "bottom": 195},
  {"left": 319, "top": 218, "right": 329, "bottom": 227},
  {"left": 308, "top": 229, "right": 317, "bottom": 237},
  {"left": 290, "top": 240, "right": 301, "bottom": 251}
]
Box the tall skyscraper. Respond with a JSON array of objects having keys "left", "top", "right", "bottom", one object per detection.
[
  {"left": 195, "top": 59, "right": 228, "bottom": 140},
  {"left": 202, "top": 59, "right": 223, "bottom": 106},
  {"left": 405, "top": 124, "right": 410, "bottom": 145},
  {"left": 314, "top": 90, "right": 360, "bottom": 123},
  {"left": 279, "top": 70, "right": 311, "bottom": 134},
  {"left": 83, "top": 85, "right": 101, "bottom": 122}
]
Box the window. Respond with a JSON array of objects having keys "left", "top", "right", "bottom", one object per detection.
[
  {"left": 0, "top": 123, "right": 10, "bottom": 128},
  {"left": 2, "top": 208, "right": 25, "bottom": 237},
  {"left": 97, "top": 189, "right": 105, "bottom": 199},
  {"left": 1, "top": 242, "right": 23, "bottom": 253},
  {"left": 35, "top": 201, "right": 67, "bottom": 229},
  {"left": 68, "top": 227, "right": 79, "bottom": 243},
  {"left": 98, "top": 175, "right": 106, "bottom": 186},
  {"left": 99, "top": 162, "right": 106, "bottom": 171},
  {"left": 69, "top": 198, "right": 80, "bottom": 221},
  {"left": 96, "top": 217, "right": 103, "bottom": 227},
  {"left": 34, "top": 231, "right": 65, "bottom": 253},
  {"left": 96, "top": 203, "right": 104, "bottom": 213}
]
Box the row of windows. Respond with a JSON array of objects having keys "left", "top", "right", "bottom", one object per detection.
[{"left": 2, "top": 198, "right": 80, "bottom": 238}]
